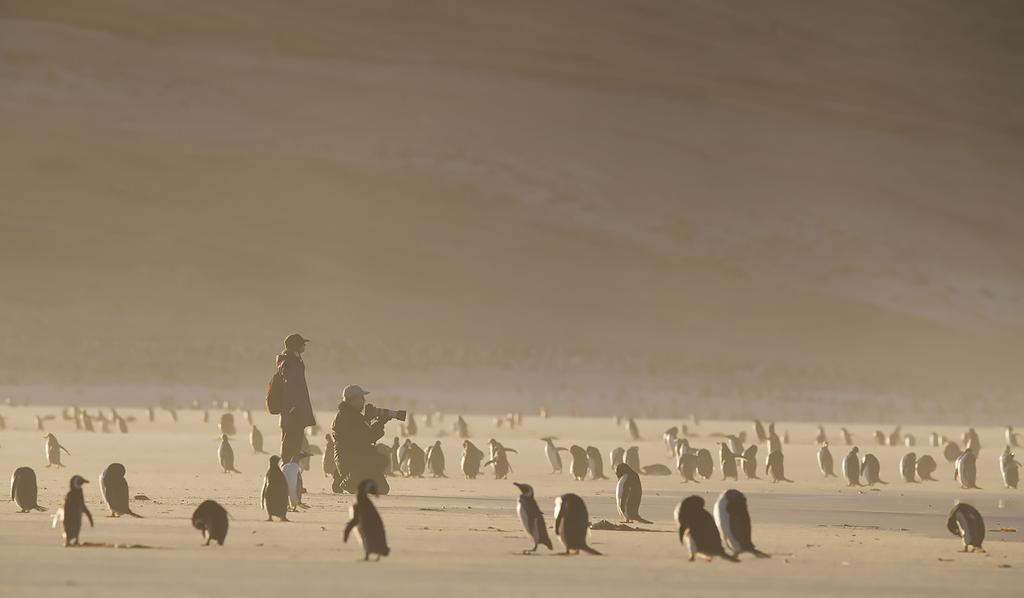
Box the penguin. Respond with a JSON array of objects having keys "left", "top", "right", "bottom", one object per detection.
[
  {"left": 860, "top": 453, "right": 887, "bottom": 486},
  {"left": 344, "top": 479, "right": 390, "bottom": 561},
  {"left": 840, "top": 427, "right": 853, "bottom": 446},
  {"left": 453, "top": 415, "right": 469, "bottom": 439},
  {"left": 609, "top": 447, "right": 625, "bottom": 469},
  {"left": 426, "top": 441, "right": 447, "bottom": 478},
  {"left": 461, "top": 440, "right": 485, "bottom": 479},
  {"left": 542, "top": 438, "right": 569, "bottom": 474},
  {"left": 815, "top": 426, "right": 827, "bottom": 445},
  {"left": 625, "top": 446, "right": 641, "bottom": 472},
  {"left": 34, "top": 414, "right": 55, "bottom": 432},
  {"left": 929, "top": 432, "right": 940, "bottom": 447},
  {"left": 954, "top": 450, "right": 979, "bottom": 489},
  {"left": 11, "top": 467, "right": 47, "bottom": 512},
  {"left": 100, "top": 463, "right": 142, "bottom": 518},
  {"left": 626, "top": 418, "right": 640, "bottom": 441},
  {"left": 873, "top": 430, "right": 886, "bottom": 446},
  {"left": 115, "top": 415, "right": 129, "bottom": 434},
  {"left": 250, "top": 425, "right": 264, "bottom": 454},
  {"left": 203, "top": 410, "right": 210, "bottom": 424},
  {"left": 281, "top": 453, "right": 309, "bottom": 511},
  {"left": 404, "top": 413, "right": 418, "bottom": 436},
  {"left": 713, "top": 489, "right": 769, "bottom": 558},
  {"left": 842, "top": 447, "right": 861, "bottom": 486},
  {"left": 719, "top": 443, "right": 740, "bottom": 481},
  {"left": 674, "top": 496, "right": 737, "bottom": 562},
  {"left": 44, "top": 433, "right": 70, "bottom": 468},
  {"left": 397, "top": 439, "right": 411, "bottom": 470},
  {"left": 766, "top": 423, "right": 781, "bottom": 454},
  {"left": 677, "top": 451, "right": 699, "bottom": 483},
  {"left": 818, "top": 442, "right": 836, "bottom": 477},
  {"left": 299, "top": 434, "right": 313, "bottom": 472},
  {"left": 916, "top": 454, "right": 938, "bottom": 481},
  {"left": 483, "top": 445, "right": 513, "bottom": 479},
  {"left": 963, "top": 428, "right": 980, "bottom": 455},
  {"left": 1007, "top": 426, "right": 1020, "bottom": 448},
  {"left": 724, "top": 434, "right": 744, "bottom": 456},
  {"left": 54, "top": 475, "right": 93, "bottom": 547},
  {"left": 900, "top": 452, "right": 918, "bottom": 483},
  {"left": 553, "top": 493, "right": 600, "bottom": 555},
  {"left": 218, "top": 434, "right": 241, "bottom": 473},
  {"left": 513, "top": 482, "right": 552, "bottom": 553},
  {"left": 219, "top": 413, "right": 236, "bottom": 436},
  {"left": 615, "top": 463, "right": 652, "bottom": 524},
  {"left": 261, "top": 455, "right": 290, "bottom": 521},
  {"left": 641, "top": 464, "right": 672, "bottom": 476},
  {"left": 324, "top": 434, "right": 339, "bottom": 478},
  {"left": 888, "top": 426, "right": 901, "bottom": 447},
  {"left": 192, "top": 499, "right": 229, "bottom": 546},
  {"left": 81, "top": 412, "right": 94, "bottom": 432},
  {"left": 663, "top": 427, "right": 679, "bottom": 457},
  {"left": 569, "top": 445, "right": 589, "bottom": 481},
  {"left": 765, "top": 451, "right": 793, "bottom": 483},
  {"left": 741, "top": 445, "right": 759, "bottom": 479},
  {"left": 586, "top": 446, "right": 607, "bottom": 480},
  {"left": 388, "top": 437, "right": 402, "bottom": 475},
  {"left": 1001, "top": 447, "right": 1021, "bottom": 489},
  {"left": 404, "top": 443, "right": 426, "bottom": 477},
  {"left": 147, "top": 406, "right": 155, "bottom": 422},
  {"left": 753, "top": 420, "right": 767, "bottom": 443},
  {"left": 947, "top": 503, "right": 985, "bottom": 552},
  {"left": 487, "top": 438, "right": 518, "bottom": 462},
  {"left": 904, "top": 434, "right": 916, "bottom": 447},
  {"left": 942, "top": 441, "right": 961, "bottom": 463}
]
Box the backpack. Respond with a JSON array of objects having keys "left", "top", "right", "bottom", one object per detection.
[{"left": 266, "top": 370, "right": 286, "bottom": 415}]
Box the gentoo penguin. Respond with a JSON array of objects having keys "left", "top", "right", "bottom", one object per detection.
[
  {"left": 674, "top": 496, "right": 737, "bottom": 562},
  {"left": 192, "top": 499, "right": 229, "bottom": 546},
  {"left": 100, "top": 463, "right": 142, "bottom": 518},
  {"left": 483, "top": 444, "right": 513, "bottom": 479},
  {"left": 453, "top": 415, "right": 469, "bottom": 439},
  {"left": 916, "top": 455, "right": 938, "bottom": 481},
  {"left": 860, "top": 453, "right": 887, "bottom": 486},
  {"left": 147, "top": 406, "right": 155, "bottom": 422},
  {"left": 726, "top": 434, "right": 744, "bottom": 455},
  {"left": 615, "top": 463, "right": 652, "bottom": 524},
  {"left": 35, "top": 414, "right": 55, "bottom": 432},
  {"left": 904, "top": 434, "right": 916, "bottom": 447},
  {"left": 81, "top": 411, "right": 94, "bottom": 432},
  {"left": 815, "top": 426, "right": 827, "bottom": 445},
  {"left": 542, "top": 438, "right": 569, "bottom": 474},
  {"left": 842, "top": 447, "right": 861, "bottom": 486},
  {"left": 963, "top": 428, "right": 980, "bottom": 455},
  {"left": 299, "top": 434, "right": 314, "bottom": 472},
  {"left": 11, "top": 467, "right": 46, "bottom": 512},
  {"left": 947, "top": 503, "right": 985, "bottom": 552},
  {"left": 900, "top": 452, "right": 918, "bottom": 483},
  {"left": 695, "top": 448, "right": 714, "bottom": 480},
  {"left": 569, "top": 445, "right": 589, "bottom": 481},
  {"left": 677, "top": 452, "right": 699, "bottom": 483},
  {"left": 741, "top": 445, "right": 759, "bottom": 479},
  {"left": 942, "top": 441, "right": 961, "bottom": 463},
  {"left": 663, "top": 427, "right": 679, "bottom": 457},
  {"left": 626, "top": 418, "right": 640, "bottom": 441},
  {"left": 203, "top": 410, "right": 210, "bottom": 424},
  {"left": 586, "top": 446, "right": 607, "bottom": 480},
  {"left": 388, "top": 437, "right": 401, "bottom": 475},
  {"left": 873, "top": 430, "right": 886, "bottom": 446},
  {"left": 818, "top": 442, "right": 836, "bottom": 477},
  {"left": 766, "top": 423, "right": 781, "bottom": 454},
  {"left": 513, "top": 482, "right": 552, "bottom": 553},
  {"left": 397, "top": 439, "right": 411, "bottom": 470},
  {"left": 54, "top": 475, "right": 93, "bottom": 546},
  {"left": 115, "top": 415, "right": 129, "bottom": 434},
  {"left": 609, "top": 447, "right": 625, "bottom": 469},
  {"left": 324, "top": 434, "right": 339, "bottom": 478},
  {"left": 929, "top": 432, "right": 940, "bottom": 447},
  {"left": 1006, "top": 426, "right": 1020, "bottom": 448},
  {"left": 1001, "top": 447, "right": 1021, "bottom": 489},
  {"left": 625, "top": 446, "right": 641, "bottom": 472},
  {"left": 719, "top": 443, "right": 741, "bottom": 481},
  {"left": 281, "top": 453, "right": 309, "bottom": 511},
  {"left": 954, "top": 450, "right": 980, "bottom": 489},
  {"left": 250, "top": 425, "right": 264, "bottom": 454},
  {"left": 462, "top": 440, "right": 485, "bottom": 479},
  {"left": 344, "top": 479, "right": 390, "bottom": 561},
  {"left": 426, "top": 441, "right": 447, "bottom": 478},
  {"left": 753, "top": 420, "right": 767, "bottom": 443},
  {"left": 219, "top": 413, "right": 236, "bottom": 436},
  {"left": 888, "top": 426, "right": 901, "bottom": 447},
  {"left": 713, "top": 489, "right": 769, "bottom": 558},
  {"left": 553, "top": 493, "right": 600, "bottom": 555},
  {"left": 404, "top": 413, "right": 418, "bottom": 436},
  {"left": 840, "top": 427, "right": 853, "bottom": 446},
  {"left": 765, "top": 451, "right": 793, "bottom": 483},
  {"left": 404, "top": 443, "right": 426, "bottom": 477},
  {"left": 218, "top": 434, "right": 241, "bottom": 473},
  {"left": 44, "top": 433, "right": 70, "bottom": 468},
  {"left": 261, "top": 456, "right": 290, "bottom": 521}
]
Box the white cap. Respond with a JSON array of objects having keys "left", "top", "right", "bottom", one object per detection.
[{"left": 342, "top": 384, "right": 370, "bottom": 400}]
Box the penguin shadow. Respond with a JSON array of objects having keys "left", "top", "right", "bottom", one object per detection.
[{"left": 73, "top": 542, "right": 165, "bottom": 550}]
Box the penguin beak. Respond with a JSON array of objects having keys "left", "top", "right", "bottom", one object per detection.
[{"left": 81, "top": 479, "right": 89, "bottom": 484}]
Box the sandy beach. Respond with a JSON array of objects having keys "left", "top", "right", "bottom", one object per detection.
[{"left": 2, "top": 408, "right": 1022, "bottom": 597}]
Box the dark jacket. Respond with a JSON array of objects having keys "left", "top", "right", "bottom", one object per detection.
[
  {"left": 276, "top": 351, "right": 316, "bottom": 430},
  {"left": 332, "top": 402, "right": 386, "bottom": 485}
]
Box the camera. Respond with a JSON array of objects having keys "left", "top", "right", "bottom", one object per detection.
[{"left": 364, "top": 403, "right": 407, "bottom": 422}]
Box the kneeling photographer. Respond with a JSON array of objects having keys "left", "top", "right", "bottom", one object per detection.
[{"left": 331, "top": 384, "right": 405, "bottom": 495}]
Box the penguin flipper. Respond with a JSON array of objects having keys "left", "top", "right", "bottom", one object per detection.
[
  {"left": 505, "top": 449, "right": 519, "bottom": 454},
  {"left": 751, "top": 548, "right": 770, "bottom": 558},
  {"left": 84, "top": 506, "right": 94, "bottom": 527},
  {"left": 343, "top": 517, "right": 358, "bottom": 543},
  {"left": 580, "top": 544, "right": 602, "bottom": 555},
  {"left": 60, "top": 446, "right": 71, "bottom": 455}
]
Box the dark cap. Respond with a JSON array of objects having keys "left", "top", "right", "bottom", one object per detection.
[{"left": 284, "top": 333, "right": 310, "bottom": 350}]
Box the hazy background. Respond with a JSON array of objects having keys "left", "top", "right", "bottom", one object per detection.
[{"left": 1, "top": 1, "right": 1022, "bottom": 421}]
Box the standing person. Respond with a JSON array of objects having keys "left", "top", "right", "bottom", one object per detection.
[
  {"left": 332, "top": 385, "right": 390, "bottom": 495},
  {"left": 277, "top": 333, "right": 316, "bottom": 464}
]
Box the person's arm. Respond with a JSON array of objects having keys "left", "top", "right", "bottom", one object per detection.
[{"left": 367, "top": 418, "right": 386, "bottom": 443}]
